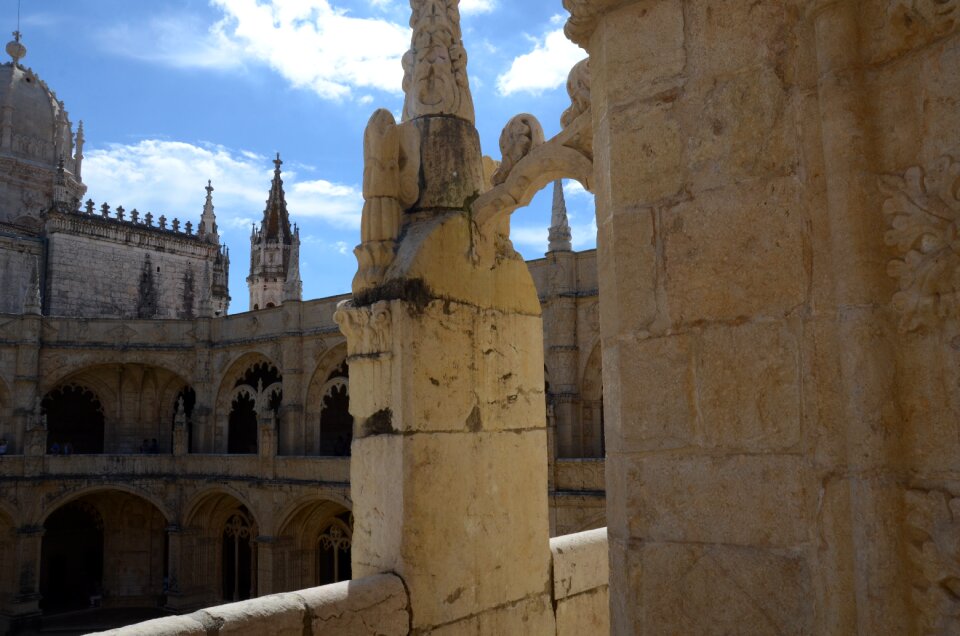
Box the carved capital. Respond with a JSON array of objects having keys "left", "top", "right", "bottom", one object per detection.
[
  {"left": 334, "top": 300, "right": 392, "bottom": 358},
  {"left": 881, "top": 155, "right": 960, "bottom": 331}
]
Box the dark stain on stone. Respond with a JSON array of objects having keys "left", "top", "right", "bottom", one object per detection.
[
  {"left": 353, "top": 277, "right": 433, "bottom": 312},
  {"left": 466, "top": 406, "right": 482, "bottom": 432},
  {"left": 362, "top": 408, "right": 395, "bottom": 437}
]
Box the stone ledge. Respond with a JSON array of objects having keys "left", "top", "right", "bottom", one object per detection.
[
  {"left": 91, "top": 573, "right": 410, "bottom": 636},
  {"left": 551, "top": 527, "right": 609, "bottom": 600}
]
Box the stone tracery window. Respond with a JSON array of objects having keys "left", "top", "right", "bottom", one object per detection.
[
  {"left": 228, "top": 362, "right": 282, "bottom": 454},
  {"left": 316, "top": 513, "right": 352, "bottom": 585},
  {"left": 318, "top": 361, "right": 351, "bottom": 456},
  {"left": 221, "top": 508, "right": 257, "bottom": 602}
]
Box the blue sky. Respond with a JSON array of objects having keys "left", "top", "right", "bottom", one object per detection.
[{"left": 14, "top": 0, "right": 595, "bottom": 311}]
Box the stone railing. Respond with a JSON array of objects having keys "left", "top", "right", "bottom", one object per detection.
[
  {"left": 0, "top": 454, "right": 350, "bottom": 484},
  {"left": 555, "top": 458, "right": 606, "bottom": 492},
  {"left": 92, "top": 573, "right": 409, "bottom": 636},
  {"left": 551, "top": 527, "right": 610, "bottom": 636},
  {"left": 84, "top": 531, "right": 608, "bottom": 635}
]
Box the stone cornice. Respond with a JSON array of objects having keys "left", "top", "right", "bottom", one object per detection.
[{"left": 563, "top": 0, "right": 636, "bottom": 48}]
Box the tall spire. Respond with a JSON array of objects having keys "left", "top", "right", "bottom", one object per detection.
[
  {"left": 199, "top": 180, "right": 219, "bottom": 244},
  {"left": 262, "top": 152, "right": 292, "bottom": 243},
  {"left": 548, "top": 180, "right": 572, "bottom": 252},
  {"left": 401, "top": 0, "right": 475, "bottom": 123}
]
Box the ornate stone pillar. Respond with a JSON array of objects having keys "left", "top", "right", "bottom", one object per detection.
[{"left": 338, "top": 3, "right": 553, "bottom": 631}]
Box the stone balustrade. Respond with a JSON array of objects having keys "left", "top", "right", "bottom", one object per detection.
[
  {"left": 88, "top": 530, "right": 610, "bottom": 635},
  {"left": 0, "top": 453, "right": 351, "bottom": 483},
  {"left": 91, "top": 573, "right": 410, "bottom": 636},
  {"left": 551, "top": 527, "right": 609, "bottom": 636}
]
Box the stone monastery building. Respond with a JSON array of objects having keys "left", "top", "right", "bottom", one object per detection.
[
  {"left": 0, "top": 24, "right": 604, "bottom": 635},
  {"left": 1, "top": 0, "right": 959, "bottom": 634}
]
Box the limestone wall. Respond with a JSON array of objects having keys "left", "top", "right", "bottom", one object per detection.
[
  {"left": 0, "top": 233, "right": 41, "bottom": 315},
  {"left": 572, "top": 0, "right": 960, "bottom": 632},
  {"left": 45, "top": 226, "right": 217, "bottom": 320}
]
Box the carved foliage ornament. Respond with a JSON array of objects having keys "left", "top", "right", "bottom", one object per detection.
[
  {"left": 401, "top": 0, "right": 474, "bottom": 123},
  {"left": 905, "top": 489, "right": 960, "bottom": 634},
  {"left": 881, "top": 155, "right": 960, "bottom": 331},
  {"left": 491, "top": 114, "right": 545, "bottom": 186}
]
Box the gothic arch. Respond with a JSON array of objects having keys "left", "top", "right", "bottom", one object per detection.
[
  {"left": 182, "top": 488, "right": 261, "bottom": 605},
  {"left": 39, "top": 489, "right": 168, "bottom": 614},
  {"left": 274, "top": 497, "right": 352, "bottom": 591},
  {"left": 183, "top": 486, "right": 260, "bottom": 532},
  {"left": 214, "top": 353, "right": 283, "bottom": 454},
  {"left": 37, "top": 484, "right": 173, "bottom": 527},
  {"left": 305, "top": 344, "right": 351, "bottom": 456}
]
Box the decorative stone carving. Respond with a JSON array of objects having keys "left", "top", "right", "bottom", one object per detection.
[
  {"left": 881, "top": 155, "right": 960, "bottom": 331},
  {"left": 905, "top": 489, "right": 960, "bottom": 634},
  {"left": 334, "top": 300, "right": 392, "bottom": 358},
  {"left": 353, "top": 109, "right": 421, "bottom": 294},
  {"left": 401, "top": 0, "right": 474, "bottom": 123},
  {"left": 491, "top": 114, "right": 545, "bottom": 187},
  {"left": 561, "top": 59, "right": 591, "bottom": 130},
  {"left": 563, "top": 0, "right": 630, "bottom": 47}
]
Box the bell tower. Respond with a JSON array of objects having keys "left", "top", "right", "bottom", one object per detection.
[{"left": 247, "top": 154, "right": 301, "bottom": 310}]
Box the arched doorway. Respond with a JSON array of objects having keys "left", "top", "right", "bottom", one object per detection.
[
  {"left": 40, "top": 500, "right": 104, "bottom": 612},
  {"left": 42, "top": 385, "right": 104, "bottom": 454},
  {"left": 319, "top": 361, "right": 351, "bottom": 456},
  {"left": 40, "top": 491, "right": 168, "bottom": 615}
]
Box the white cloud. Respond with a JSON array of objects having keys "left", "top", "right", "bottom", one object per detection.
[
  {"left": 104, "top": 0, "right": 411, "bottom": 100},
  {"left": 460, "top": 0, "right": 496, "bottom": 14},
  {"left": 82, "top": 139, "right": 362, "bottom": 231},
  {"left": 496, "top": 28, "right": 586, "bottom": 96}
]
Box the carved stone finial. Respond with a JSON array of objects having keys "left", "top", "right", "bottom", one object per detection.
[
  {"left": 881, "top": 155, "right": 960, "bottom": 331},
  {"left": 491, "top": 114, "right": 545, "bottom": 186},
  {"left": 100, "top": 202, "right": 110, "bottom": 218},
  {"left": 116, "top": 205, "right": 125, "bottom": 221},
  {"left": 172, "top": 218, "right": 181, "bottom": 232},
  {"left": 85, "top": 199, "right": 95, "bottom": 214},
  {"left": 401, "top": 0, "right": 475, "bottom": 123},
  {"left": 130, "top": 208, "right": 139, "bottom": 223},
  {"left": 159, "top": 215, "right": 167, "bottom": 230},
  {"left": 6, "top": 31, "right": 26, "bottom": 66},
  {"left": 145, "top": 211, "right": 154, "bottom": 227}
]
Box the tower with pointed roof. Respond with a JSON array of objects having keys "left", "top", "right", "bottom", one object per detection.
[{"left": 247, "top": 154, "right": 301, "bottom": 310}]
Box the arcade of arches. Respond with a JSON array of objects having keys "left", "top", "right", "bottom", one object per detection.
[
  {"left": 0, "top": 244, "right": 604, "bottom": 627},
  {"left": 0, "top": 488, "right": 353, "bottom": 623}
]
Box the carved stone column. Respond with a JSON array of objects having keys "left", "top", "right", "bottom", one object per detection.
[{"left": 10, "top": 526, "right": 43, "bottom": 621}]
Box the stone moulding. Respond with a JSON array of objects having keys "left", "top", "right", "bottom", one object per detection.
[
  {"left": 881, "top": 155, "right": 960, "bottom": 332},
  {"left": 905, "top": 488, "right": 960, "bottom": 634}
]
